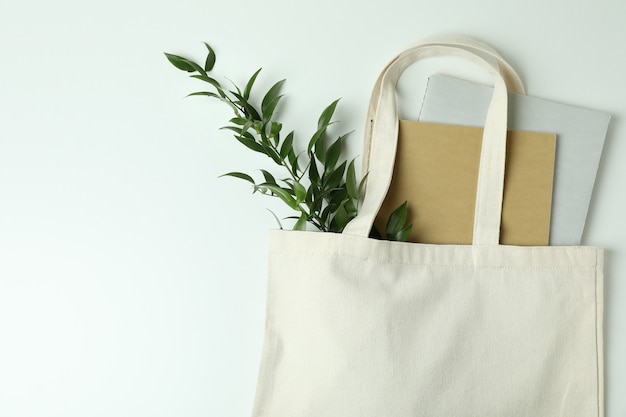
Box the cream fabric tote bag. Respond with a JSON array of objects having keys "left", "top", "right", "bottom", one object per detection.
[{"left": 251, "top": 39, "right": 604, "bottom": 417}]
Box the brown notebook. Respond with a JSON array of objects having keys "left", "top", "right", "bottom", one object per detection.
[{"left": 374, "top": 121, "right": 557, "bottom": 246}]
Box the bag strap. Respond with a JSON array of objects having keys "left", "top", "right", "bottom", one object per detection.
[
  {"left": 420, "top": 35, "right": 525, "bottom": 94},
  {"left": 361, "top": 36, "right": 524, "bottom": 176},
  {"left": 342, "top": 42, "right": 509, "bottom": 245}
]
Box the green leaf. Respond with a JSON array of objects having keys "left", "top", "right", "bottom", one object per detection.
[
  {"left": 307, "top": 99, "right": 341, "bottom": 156},
  {"left": 309, "top": 127, "right": 327, "bottom": 160},
  {"left": 269, "top": 122, "right": 282, "bottom": 145},
  {"left": 229, "top": 117, "right": 250, "bottom": 126},
  {"left": 259, "top": 183, "right": 299, "bottom": 210},
  {"left": 325, "top": 135, "right": 344, "bottom": 172},
  {"left": 233, "top": 134, "right": 265, "bottom": 154},
  {"left": 325, "top": 161, "right": 347, "bottom": 191},
  {"left": 164, "top": 53, "right": 197, "bottom": 72},
  {"left": 331, "top": 201, "right": 350, "bottom": 232},
  {"left": 244, "top": 68, "right": 262, "bottom": 100},
  {"left": 394, "top": 225, "right": 413, "bottom": 242},
  {"left": 386, "top": 201, "right": 411, "bottom": 241},
  {"left": 293, "top": 181, "right": 307, "bottom": 203},
  {"left": 190, "top": 74, "right": 222, "bottom": 90},
  {"left": 167, "top": 53, "right": 207, "bottom": 76},
  {"left": 262, "top": 80, "right": 285, "bottom": 119},
  {"left": 220, "top": 172, "right": 255, "bottom": 184},
  {"left": 262, "top": 96, "right": 283, "bottom": 121},
  {"left": 288, "top": 150, "right": 301, "bottom": 174},
  {"left": 186, "top": 91, "right": 220, "bottom": 99},
  {"left": 344, "top": 199, "right": 357, "bottom": 216},
  {"left": 259, "top": 169, "right": 277, "bottom": 185},
  {"left": 294, "top": 212, "right": 307, "bottom": 231},
  {"left": 346, "top": 160, "right": 358, "bottom": 200},
  {"left": 308, "top": 155, "right": 320, "bottom": 183},
  {"left": 262, "top": 80, "right": 285, "bottom": 109},
  {"left": 279, "top": 131, "right": 294, "bottom": 159},
  {"left": 203, "top": 42, "right": 216, "bottom": 71},
  {"left": 358, "top": 171, "right": 369, "bottom": 195},
  {"left": 318, "top": 99, "right": 340, "bottom": 130}
]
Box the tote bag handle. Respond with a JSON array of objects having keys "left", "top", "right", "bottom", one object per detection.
[
  {"left": 419, "top": 35, "right": 525, "bottom": 94},
  {"left": 342, "top": 42, "right": 510, "bottom": 245},
  {"left": 361, "top": 36, "right": 524, "bottom": 176}
]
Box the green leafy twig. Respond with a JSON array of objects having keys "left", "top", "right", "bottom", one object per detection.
[
  {"left": 165, "top": 44, "right": 365, "bottom": 232},
  {"left": 165, "top": 43, "right": 412, "bottom": 238}
]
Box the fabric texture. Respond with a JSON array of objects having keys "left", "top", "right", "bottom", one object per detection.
[{"left": 251, "top": 37, "right": 604, "bottom": 417}]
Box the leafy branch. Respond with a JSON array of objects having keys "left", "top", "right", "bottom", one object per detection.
[{"left": 165, "top": 43, "right": 411, "bottom": 239}]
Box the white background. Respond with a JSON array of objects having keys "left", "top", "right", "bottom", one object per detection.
[{"left": 1, "top": 0, "right": 624, "bottom": 416}]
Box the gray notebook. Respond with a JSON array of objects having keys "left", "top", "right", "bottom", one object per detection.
[{"left": 418, "top": 74, "right": 610, "bottom": 245}]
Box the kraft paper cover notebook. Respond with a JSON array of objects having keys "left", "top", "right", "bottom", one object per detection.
[
  {"left": 419, "top": 74, "right": 610, "bottom": 245},
  {"left": 374, "top": 121, "right": 556, "bottom": 246}
]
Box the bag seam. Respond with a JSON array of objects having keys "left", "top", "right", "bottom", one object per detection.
[{"left": 270, "top": 250, "right": 597, "bottom": 271}]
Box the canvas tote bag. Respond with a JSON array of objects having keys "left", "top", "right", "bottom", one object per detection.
[{"left": 251, "top": 39, "right": 604, "bottom": 417}]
